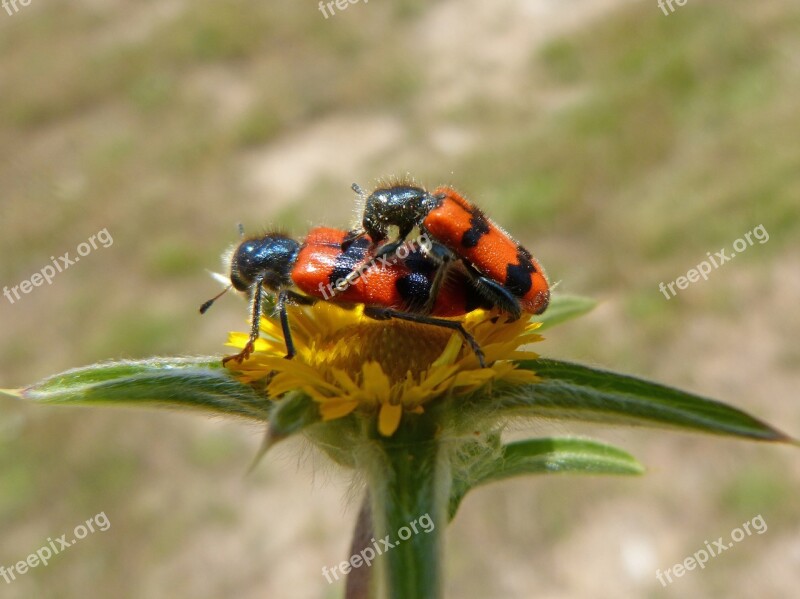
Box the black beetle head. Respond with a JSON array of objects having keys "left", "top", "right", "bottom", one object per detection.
[
  {"left": 362, "top": 184, "right": 429, "bottom": 243},
  {"left": 229, "top": 234, "right": 300, "bottom": 293}
]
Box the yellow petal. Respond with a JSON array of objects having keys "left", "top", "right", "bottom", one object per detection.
[
  {"left": 225, "top": 333, "right": 271, "bottom": 353},
  {"left": 378, "top": 402, "right": 403, "bottom": 436},
  {"left": 361, "top": 362, "right": 392, "bottom": 404},
  {"left": 431, "top": 334, "right": 463, "bottom": 368},
  {"left": 319, "top": 399, "right": 359, "bottom": 420},
  {"left": 501, "top": 369, "right": 540, "bottom": 385},
  {"left": 419, "top": 364, "right": 459, "bottom": 390},
  {"left": 400, "top": 385, "right": 434, "bottom": 407},
  {"left": 450, "top": 369, "right": 498, "bottom": 392},
  {"left": 329, "top": 368, "right": 362, "bottom": 395},
  {"left": 223, "top": 298, "right": 547, "bottom": 434}
]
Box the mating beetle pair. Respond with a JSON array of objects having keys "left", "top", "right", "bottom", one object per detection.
[{"left": 201, "top": 181, "right": 550, "bottom": 367}]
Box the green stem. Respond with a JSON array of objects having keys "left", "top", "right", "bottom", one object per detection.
[
  {"left": 362, "top": 422, "right": 449, "bottom": 599},
  {"left": 345, "top": 494, "right": 376, "bottom": 599}
]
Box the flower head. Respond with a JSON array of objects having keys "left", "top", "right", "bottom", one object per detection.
[{"left": 225, "top": 303, "right": 542, "bottom": 436}]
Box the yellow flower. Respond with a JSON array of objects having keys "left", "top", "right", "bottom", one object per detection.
[{"left": 225, "top": 303, "right": 543, "bottom": 436}]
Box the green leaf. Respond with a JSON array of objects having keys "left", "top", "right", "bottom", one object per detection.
[
  {"left": 490, "top": 437, "right": 644, "bottom": 478},
  {"left": 15, "top": 357, "right": 271, "bottom": 420},
  {"left": 267, "top": 392, "right": 320, "bottom": 440},
  {"left": 246, "top": 393, "right": 321, "bottom": 471},
  {"left": 536, "top": 294, "right": 597, "bottom": 331},
  {"left": 502, "top": 359, "right": 792, "bottom": 442},
  {"left": 449, "top": 437, "right": 643, "bottom": 518}
]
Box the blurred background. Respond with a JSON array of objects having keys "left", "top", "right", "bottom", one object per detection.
[{"left": 1, "top": 0, "right": 799, "bottom": 597}]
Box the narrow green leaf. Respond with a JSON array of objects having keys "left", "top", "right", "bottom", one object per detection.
[
  {"left": 450, "top": 437, "right": 642, "bottom": 518},
  {"left": 536, "top": 294, "right": 597, "bottom": 331},
  {"left": 490, "top": 438, "right": 644, "bottom": 478},
  {"left": 16, "top": 357, "right": 271, "bottom": 420},
  {"left": 502, "top": 359, "right": 792, "bottom": 442}
]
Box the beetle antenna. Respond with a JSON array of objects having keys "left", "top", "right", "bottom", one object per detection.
[
  {"left": 351, "top": 182, "right": 367, "bottom": 200},
  {"left": 199, "top": 285, "right": 232, "bottom": 314}
]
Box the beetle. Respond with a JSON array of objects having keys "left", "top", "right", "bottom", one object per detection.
[
  {"left": 343, "top": 182, "right": 550, "bottom": 319},
  {"left": 200, "top": 227, "right": 492, "bottom": 366}
]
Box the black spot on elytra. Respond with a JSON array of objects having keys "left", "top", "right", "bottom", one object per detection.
[
  {"left": 504, "top": 246, "right": 536, "bottom": 297},
  {"left": 396, "top": 249, "right": 439, "bottom": 310},
  {"left": 460, "top": 207, "right": 490, "bottom": 248},
  {"left": 397, "top": 272, "right": 433, "bottom": 311},
  {"left": 328, "top": 236, "right": 371, "bottom": 286},
  {"left": 403, "top": 249, "right": 437, "bottom": 276}
]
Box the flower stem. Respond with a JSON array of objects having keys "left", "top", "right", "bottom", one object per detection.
[
  {"left": 345, "top": 495, "right": 375, "bottom": 599},
  {"left": 363, "top": 421, "right": 449, "bottom": 599}
]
